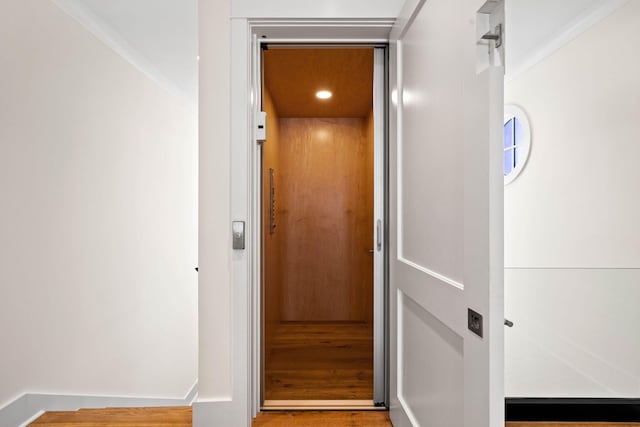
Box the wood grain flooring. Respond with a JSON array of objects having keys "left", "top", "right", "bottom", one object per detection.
[
  {"left": 254, "top": 411, "right": 391, "bottom": 426},
  {"left": 264, "top": 322, "right": 373, "bottom": 401},
  {"left": 29, "top": 406, "right": 192, "bottom": 426},
  {"left": 28, "top": 406, "right": 640, "bottom": 426}
]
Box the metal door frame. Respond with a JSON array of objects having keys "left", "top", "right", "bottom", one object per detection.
[{"left": 251, "top": 35, "right": 389, "bottom": 411}]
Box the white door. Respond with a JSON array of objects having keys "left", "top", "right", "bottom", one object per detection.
[{"left": 389, "top": 0, "right": 505, "bottom": 426}]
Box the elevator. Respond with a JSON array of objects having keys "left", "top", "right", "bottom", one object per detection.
[{"left": 260, "top": 46, "right": 386, "bottom": 409}]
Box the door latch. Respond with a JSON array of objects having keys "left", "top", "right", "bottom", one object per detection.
[
  {"left": 256, "top": 111, "right": 266, "bottom": 142},
  {"left": 481, "top": 23, "right": 502, "bottom": 48},
  {"left": 232, "top": 221, "right": 245, "bottom": 250},
  {"left": 468, "top": 308, "right": 484, "bottom": 338}
]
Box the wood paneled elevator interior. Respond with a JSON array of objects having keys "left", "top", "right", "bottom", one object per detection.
[{"left": 261, "top": 48, "right": 375, "bottom": 404}]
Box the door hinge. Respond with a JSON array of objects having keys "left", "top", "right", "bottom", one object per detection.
[{"left": 481, "top": 23, "right": 502, "bottom": 48}]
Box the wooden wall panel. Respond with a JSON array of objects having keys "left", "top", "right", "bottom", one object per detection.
[
  {"left": 279, "top": 118, "right": 374, "bottom": 321},
  {"left": 263, "top": 88, "right": 282, "bottom": 353}
]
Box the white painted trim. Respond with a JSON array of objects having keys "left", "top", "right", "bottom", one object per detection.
[
  {"left": 506, "top": 0, "right": 629, "bottom": 81},
  {"left": 231, "top": 1, "right": 402, "bottom": 20},
  {"left": 192, "top": 400, "right": 235, "bottom": 426},
  {"left": 230, "top": 18, "right": 394, "bottom": 426},
  {"left": 258, "top": 38, "right": 389, "bottom": 44},
  {"left": 251, "top": 19, "right": 396, "bottom": 25},
  {"left": 388, "top": 38, "right": 414, "bottom": 427},
  {"left": 389, "top": 0, "right": 425, "bottom": 40},
  {"left": 394, "top": 290, "right": 416, "bottom": 427},
  {"left": 186, "top": 379, "right": 200, "bottom": 404},
  {"left": 51, "top": 0, "right": 194, "bottom": 109},
  {"left": 397, "top": 395, "right": 420, "bottom": 427},
  {"left": 0, "top": 381, "right": 198, "bottom": 427},
  {"left": 394, "top": 40, "right": 405, "bottom": 267},
  {"left": 229, "top": 16, "right": 252, "bottom": 427},
  {"left": 250, "top": 31, "right": 263, "bottom": 420},
  {"left": 250, "top": 19, "right": 394, "bottom": 40},
  {"left": 398, "top": 257, "right": 465, "bottom": 291},
  {"left": 18, "top": 410, "right": 44, "bottom": 427}
]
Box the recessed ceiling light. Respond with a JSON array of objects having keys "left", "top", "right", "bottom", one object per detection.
[{"left": 315, "top": 90, "right": 332, "bottom": 100}]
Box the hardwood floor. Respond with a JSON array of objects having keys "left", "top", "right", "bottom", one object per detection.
[
  {"left": 29, "top": 406, "right": 192, "bottom": 426},
  {"left": 264, "top": 322, "right": 373, "bottom": 401},
  {"left": 28, "top": 406, "right": 640, "bottom": 426},
  {"left": 254, "top": 411, "right": 391, "bottom": 426}
]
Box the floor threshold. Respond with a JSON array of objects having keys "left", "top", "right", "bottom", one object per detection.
[{"left": 262, "top": 400, "right": 383, "bottom": 411}]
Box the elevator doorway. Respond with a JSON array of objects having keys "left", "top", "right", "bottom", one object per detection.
[{"left": 260, "top": 46, "right": 387, "bottom": 409}]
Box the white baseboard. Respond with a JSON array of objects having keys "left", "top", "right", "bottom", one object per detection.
[
  {"left": 0, "top": 381, "right": 198, "bottom": 427},
  {"left": 18, "top": 410, "right": 44, "bottom": 427},
  {"left": 192, "top": 399, "right": 235, "bottom": 427}
]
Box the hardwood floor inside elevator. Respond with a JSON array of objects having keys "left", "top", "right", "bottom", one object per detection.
[
  {"left": 262, "top": 48, "right": 375, "bottom": 405},
  {"left": 264, "top": 322, "right": 373, "bottom": 401}
]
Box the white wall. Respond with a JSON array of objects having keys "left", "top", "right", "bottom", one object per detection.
[
  {"left": 0, "top": 0, "right": 198, "bottom": 409},
  {"left": 505, "top": 0, "right": 627, "bottom": 79},
  {"left": 505, "top": 269, "right": 640, "bottom": 397},
  {"left": 53, "top": 0, "right": 199, "bottom": 107},
  {"left": 504, "top": 0, "right": 640, "bottom": 397}
]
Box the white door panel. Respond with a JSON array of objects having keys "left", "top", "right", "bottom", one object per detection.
[
  {"left": 399, "top": 0, "right": 465, "bottom": 285},
  {"left": 398, "top": 291, "right": 464, "bottom": 426},
  {"left": 390, "top": 0, "right": 504, "bottom": 425}
]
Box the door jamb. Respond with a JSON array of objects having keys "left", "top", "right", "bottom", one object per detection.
[{"left": 233, "top": 19, "right": 395, "bottom": 423}]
